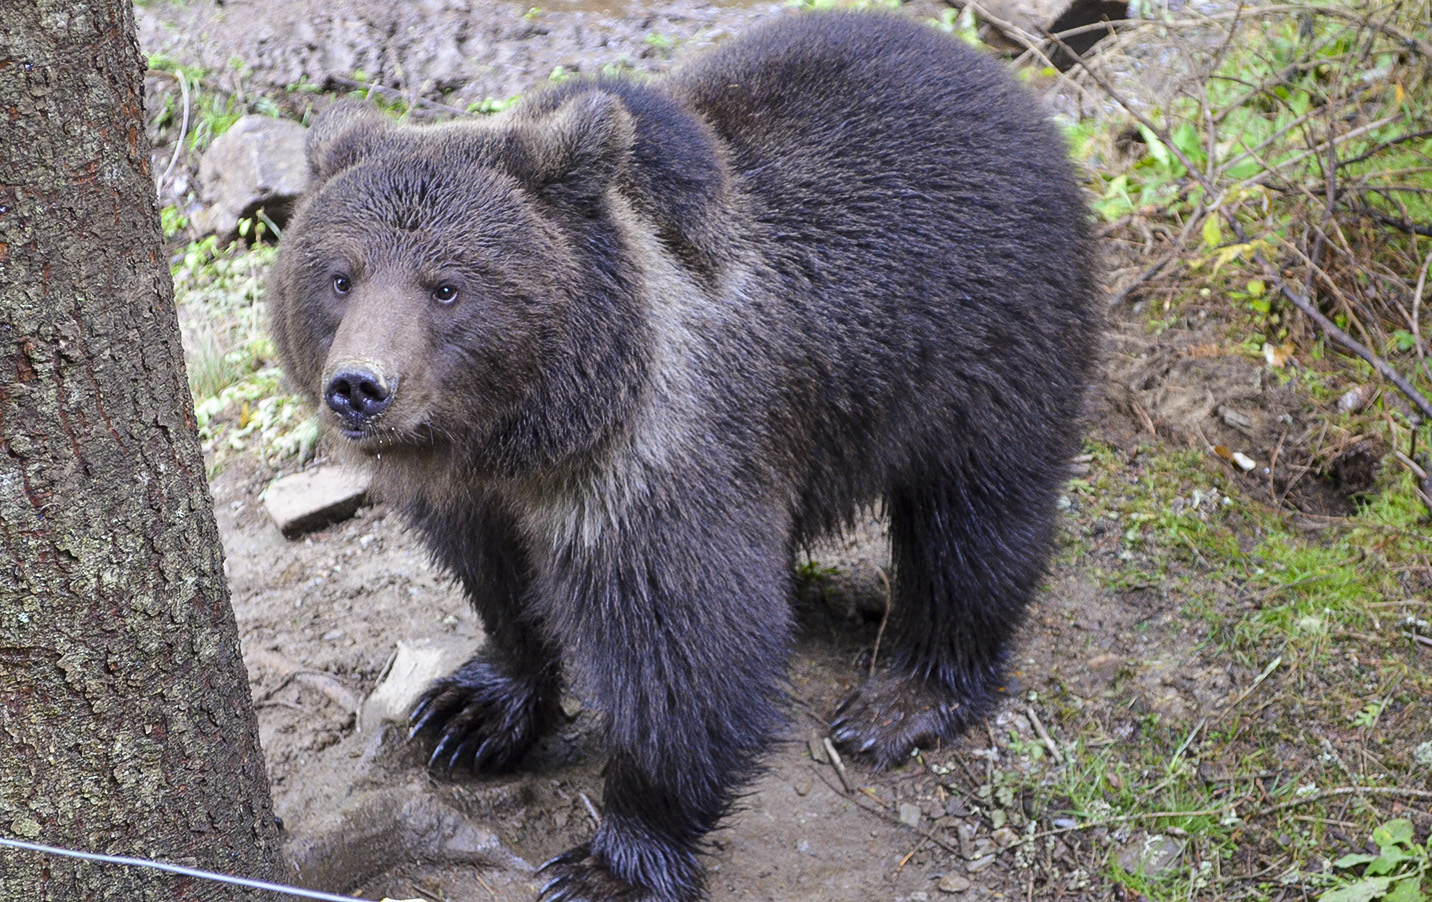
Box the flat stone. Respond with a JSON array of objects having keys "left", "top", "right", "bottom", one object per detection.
[
  {"left": 1117, "top": 833, "right": 1186, "bottom": 877},
  {"left": 358, "top": 638, "right": 472, "bottom": 733},
  {"left": 899, "top": 802, "right": 922, "bottom": 828},
  {"left": 966, "top": 854, "right": 997, "bottom": 872},
  {"left": 992, "top": 827, "right": 1020, "bottom": 849},
  {"left": 937, "top": 873, "right": 972, "bottom": 894},
  {"left": 263, "top": 465, "right": 370, "bottom": 537}
]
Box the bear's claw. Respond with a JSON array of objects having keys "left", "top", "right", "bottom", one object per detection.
[
  {"left": 406, "top": 654, "right": 555, "bottom": 775},
  {"left": 537, "top": 844, "right": 667, "bottom": 902},
  {"left": 830, "top": 673, "right": 977, "bottom": 771}
]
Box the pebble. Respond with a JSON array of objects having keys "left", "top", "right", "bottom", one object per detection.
[
  {"left": 937, "top": 873, "right": 972, "bottom": 894},
  {"left": 899, "top": 802, "right": 922, "bottom": 828},
  {"left": 967, "top": 854, "right": 997, "bottom": 872},
  {"left": 956, "top": 823, "right": 977, "bottom": 859}
]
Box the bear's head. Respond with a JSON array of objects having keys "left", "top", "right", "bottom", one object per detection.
[{"left": 269, "top": 91, "right": 649, "bottom": 478}]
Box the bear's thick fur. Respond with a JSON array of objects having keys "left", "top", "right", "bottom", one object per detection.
[{"left": 269, "top": 11, "right": 1100, "bottom": 901}]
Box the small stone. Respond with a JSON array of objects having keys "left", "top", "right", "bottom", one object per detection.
[
  {"left": 937, "top": 873, "right": 972, "bottom": 894},
  {"left": 957, "top": 823, "right": 977, "bottom": 859},
  {"left": 899, "top": 802, "right": 922, "bottom": 828},
  {"left": 1117, "top": 833, "right": 1185, "bottom": 877},
  {"left": 1339, "top": 383, "right": 1377, "bottom": 413},
  {"left": 356, "top": 638, "right": 471, "bottom": 732},
  {"left": 992, "top": 827, "right": 1019, "bottom": 849},
  {"left": 967, "top": 854, "right": 997, "bottom": 872}
]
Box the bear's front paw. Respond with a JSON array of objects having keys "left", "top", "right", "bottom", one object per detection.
[
  {"left": 830, "top": 673, "right": 976, "bottom": 770},
  {"left": 407, "top": 654, "right": 554, "bottom": 774}
]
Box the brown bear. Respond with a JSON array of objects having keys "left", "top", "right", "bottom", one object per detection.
[{"left": 269, "top": 10, "right": 1100, "bottom": 902}]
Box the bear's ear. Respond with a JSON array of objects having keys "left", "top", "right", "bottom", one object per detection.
[
  {"left": 516, "top": 91, "right": 635, "bottom": 212},
  {"left": 306, "top": 100, "right": 392, "bottom": 181}
]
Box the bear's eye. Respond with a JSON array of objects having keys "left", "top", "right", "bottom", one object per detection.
[
  {"left": 332, "top": 274, "right": 352, "bottom": 295},
  {"left": 432, "top": 284, "right": 459, "bottom": 305}
]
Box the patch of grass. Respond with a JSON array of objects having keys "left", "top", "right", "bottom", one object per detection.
[
  {"left": 147, "top": 54, "right": 249, "bottom": 152},
  {"left": 1011, "top": 433, "right": 1431, "bottom": 899},
  {"left": 171, "top": 232, "right": 313, "bottom": 472}
]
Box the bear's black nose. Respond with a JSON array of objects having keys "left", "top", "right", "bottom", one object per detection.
[{"left": 325, "top": 368, "right": 394, "bottom": 427}]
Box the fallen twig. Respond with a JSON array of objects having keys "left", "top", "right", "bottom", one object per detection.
[
  {"left": 1026, "top": 706, "right": 1064, "bottom": 766},
  {"left": 1276, "top": 281, "right": 1432, "bottom": 421},
  {"left": 1263, "top": 785, "right": 1432, "bottom": 816},
  {"left": 823, "top": 736, "right": 854, "bottom": 794},
  {"left": 1043, "top": 24, "right": 1432, "bottom": 425}
]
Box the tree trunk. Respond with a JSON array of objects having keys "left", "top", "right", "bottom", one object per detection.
[{"left": 0, "top": 2, "right": 285, "bottom": 899}]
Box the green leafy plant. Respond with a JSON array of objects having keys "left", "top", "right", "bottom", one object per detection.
[{"left": 1321, "top": 820, "right": 1430, "bottom": 902}]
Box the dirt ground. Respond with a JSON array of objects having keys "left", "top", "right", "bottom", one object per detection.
[{"left": 138, "top": 1, "right": 1425, "bottom": 900}]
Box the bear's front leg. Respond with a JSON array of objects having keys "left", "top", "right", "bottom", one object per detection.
[
  {"left": 407, "top": 501, "right": 563, "bottom": 774},
  {"left": 535, "top": 509, "right": 792, "bottom": 902}
]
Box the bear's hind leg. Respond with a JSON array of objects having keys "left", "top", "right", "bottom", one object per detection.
[{"left": 832, "top": 465, "right": 1060, "bottom": 769}]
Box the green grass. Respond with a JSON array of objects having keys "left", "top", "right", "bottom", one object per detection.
[{"left": 170, "top": 232, "right": 313, "bottom": 471}]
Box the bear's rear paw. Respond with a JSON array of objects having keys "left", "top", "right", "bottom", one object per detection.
[
  {"left": 830, "top": 673, "right": 980, "bottom": 770},
  {"left": 408, "top": 653, "right": 555, "bottom": 774},
  {"left": 538, "top": 844, "right": 691, "bottom": 902}
]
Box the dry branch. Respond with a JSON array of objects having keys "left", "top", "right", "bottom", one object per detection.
[{"left": 1047, "top": 8, "right": 1432, "bottom": 425}]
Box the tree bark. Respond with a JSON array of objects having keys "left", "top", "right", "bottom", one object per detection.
[{"left": 0, "top": 2, "right": 285, "bottom": 899}]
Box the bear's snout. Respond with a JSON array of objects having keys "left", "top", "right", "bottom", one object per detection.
[{"left": 324, "top": 367, "right": 397, "bottom": 433}]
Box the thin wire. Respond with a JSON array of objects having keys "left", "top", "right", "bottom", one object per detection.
[
  {"left": 157, "top": 68, "right": 191, "bottom": 192},
  {"left": 0, "top": 837, "right": 373, "bottom": 902}
]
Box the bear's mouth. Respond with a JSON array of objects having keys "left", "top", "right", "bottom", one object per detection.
[{"left": 333, "top": 420, "right": 444, "bottom": 454}]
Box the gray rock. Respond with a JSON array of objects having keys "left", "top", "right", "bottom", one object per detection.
[
  {"left": 263, "top": 465, "right": 370, "bottom": 537},
  {"left": 1117, "top": 833, "right": 1186, "bottom": 877},
  {"left": 194, "top": 114, "right": 310, "bottom": 241},
  {"left": 358, "top": 637, "right": 472, "bottom": 733},
  {"left": 966, "top": 854, "right": 997, "bottom": 872},
  {"left": 899, "top": 802, "right": 922, "bottom": 829},
  {"left": 991, "top": 827, "right": 1020, "bottom": 849},
  {"left": 937, "top": 873, "right": 972, "bottom": 894}
]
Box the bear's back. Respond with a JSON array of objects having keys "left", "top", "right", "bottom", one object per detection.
[
  {"left": 666, "top": 12, "right": 1099, "bottom": 519},
  {"left": 670, "top": 13, "right": 1090, "bottom": 309}
]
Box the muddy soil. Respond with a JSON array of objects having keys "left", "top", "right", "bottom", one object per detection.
[
  {"left": 213, "top": 454, "right": 1219, "bottom": 902},
  {"left": 140, "top": 2, "right": 1366, "bottom": 900}
]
